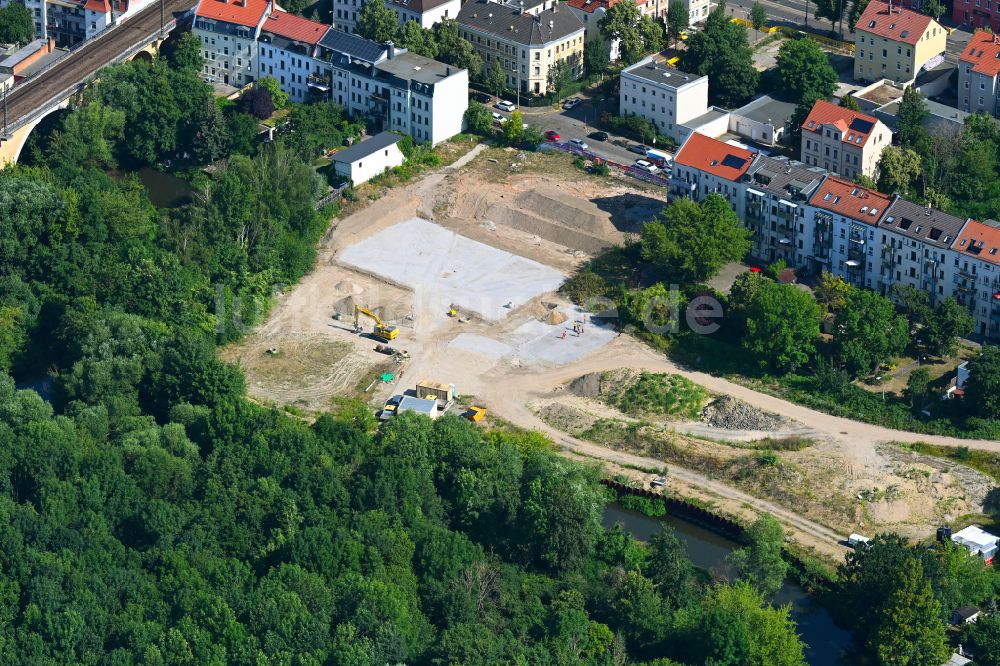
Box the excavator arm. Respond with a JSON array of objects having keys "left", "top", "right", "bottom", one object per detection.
[{"left": 353, "top": 305, "right": 399, "bottom": 341}]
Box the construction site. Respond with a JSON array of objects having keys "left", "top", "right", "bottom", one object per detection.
[{"left": 222, "top": 146, "right": 996, "bottom": 563}]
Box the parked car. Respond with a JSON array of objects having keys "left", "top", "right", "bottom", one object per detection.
[
  {"left": 569, "top": 138, "right": 589, "bottom": 150},
  {"left": 472, "top": 92, "right": 491, "bottom": 104},
  {"left": 495, "top": 100, "right": 516, "bottom": 112},
  {"left": 563, "top": 98, "right": 581, "bottom": 110},
  {"left": 628, "top": 144, "right": 650, "bottom": 156},
  {"left": 492, "top": 112, "right": 504, "bottom": 122},
  {"left": 589, "top": 130, "right": 609, "bottom": 141},
  {"left": 545, "top": 130, "right": 561, "bottom": 141},
  {"left": 634, "top": 159, "right": 659, "bottom": 173}
]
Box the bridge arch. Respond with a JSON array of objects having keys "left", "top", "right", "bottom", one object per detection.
[
  {"left": 130, "top": 49, "right": 154, "bottom": 63},
  {"left": 0, "top": 100, "right": 70, "bottom": 166}
]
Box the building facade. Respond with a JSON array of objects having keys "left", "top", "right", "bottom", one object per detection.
[
  {"left": 958, "top": 30, "right": 1000, "bottom": 115},
  {"left": 669, "top": 131, "right": 754, "bottom": 209},
  {"left": 952, "top": 220, "right": 1000, "bottom": 339},
  {"left": 953, "top": 0, "right": 1000, "bottom": 33},
  {"left": 332, "top": 131, "right": 406, "bottom": 183},
  {"left": 333, "top": 0, "right": 459, "bottom": 33},
  {"left": 877, "top": 198, "right": 967, "bottom": 305},
  {"left": 193, "top": 0, "right": 272, "bottom": 87},
  {"left": 742, "top": 156, "right": 825, "bottom": 265},
  {"left": 800, "top": 99, "right": 892, "bottom": 180},
  {"left": 619, "top": 57, "right": 709, "bottom": 144},
  {"left": 258, "top": 10, "right": 328, "bottom": 102},
  {"left": 854, "top": 0, "right": 946, "bottom": 84},
  {"left": 457, "top": 0, "right": 584, "bottom": 95}
]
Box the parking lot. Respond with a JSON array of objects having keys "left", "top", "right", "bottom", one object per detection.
[{"left": 486, "top": 93, "right": 671, "bottom": 167}]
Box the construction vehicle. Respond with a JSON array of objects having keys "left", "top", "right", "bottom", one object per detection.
[
  {"left": 354, "top": 305, "right": 398, "bottom": 341},
  {"left": 463, "top": 406, "right": 487, "bottom": 422}
]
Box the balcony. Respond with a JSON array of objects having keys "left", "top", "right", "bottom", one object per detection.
[
  {"left": 307, "top": 74, "right": 331, "bottom": 92},
  {"left": 958, "top": 267, "right": 977, "bottom": 279}
]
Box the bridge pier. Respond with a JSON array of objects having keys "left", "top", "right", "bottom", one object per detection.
[{"left": 0, "top": 100, "right": 69, "bottom": 167}]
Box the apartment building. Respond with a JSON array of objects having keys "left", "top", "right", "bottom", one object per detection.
[
  {"left": 854, "top": 0, "right": 946, "bottom": 84},
  {"left": 333, "top": 0, "right": 459, "bottom": 33},
  {"left": 619, "top": 57, "right": 710, "bottom": 144},
  {"left": 193, "top": 0, "right": 272, "bottom": 87},
  {"left": 670, "top": 132, "right": 754, "bottom": 209},
  {"left": 566, "top": 0, "right": 620, "bottom": 61},
  {"left": 307, "top": 33, "right": 467, "bottom": 144},
  {"left": 807, "top": 177, "right": 893, "bottom": 289},
  {"left": 952, "top": 220, "right": 1000, "bottom": 339},
  {"left": 4, "top": 0, "right": 153, "bottom": 47},
  {"left": 258, "top": 10, "right": 328, "bottom": 102},
  {"left": 457, "top": 0, "right": 584, "bottom": 95},
  {"left": 800, "top": 99, "right": 891, "bottom": 180},
  {"left": 742, "top": 156, "right": 825, "bottom": 265},
  {"left": 877, "top": 198, "right": 967, "bottom": 305},
  {"left": 958, "top": 30, "right": 1000, "bottom": 115}
]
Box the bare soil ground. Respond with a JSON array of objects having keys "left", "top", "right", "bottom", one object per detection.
[{"left": 223, "top": 147, "right": 996, "bottom": 562}]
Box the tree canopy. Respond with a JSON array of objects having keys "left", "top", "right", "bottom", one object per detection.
[
  {"left": 0, "top": 1, "right": 33, "bottom": 45},
  {"left": 680, "top": 2, "right": 760, "bottom": 107},
  {"left": 776, "top": 38, "right": 838, "bottom": 103},
  {"left": 640, "top": 194, "right": 751, "bottom": 284}
]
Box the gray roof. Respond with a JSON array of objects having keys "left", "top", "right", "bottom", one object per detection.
[
  {"left": 331, "top": 132, "right": 403, "bottom": 163},
  {"left": 732, "top": 95, "right": 798, "bottom": 126},
  {"left": 318, "top": 27, "right": 388, "bottom": 64},
  {"left": 622, "top": 59, "right": 703, "bottom": 89},
  {"left": 457, "top": 0, "right": 583, "bottom": 46},
  {"left": 397, "top": 396, "right": 437, "bottom": 415},
  {"left": 745, "top": 155, "right": 824, "bottom": 201},
  {"left": 682, "top": 107, "right": 729, "bottom": 130},
  {"left": 875, "top": 98, "right": 977, "bottom": 135},
  {"left": 376, "top": 51, "right": 461, "bottom": 86},
  {"left": 388, "top": 0, "right": 456, "bottom": 13},
  {"left": 880, "top": 198, "right": 967, "bottom": 247}
]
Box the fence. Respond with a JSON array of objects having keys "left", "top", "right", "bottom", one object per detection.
[
  {"left": 601, "top": 479, "right": 745, "bottom": 540},
  {"left": 315, "top": 182, "right": 349, "bottom": 209}
]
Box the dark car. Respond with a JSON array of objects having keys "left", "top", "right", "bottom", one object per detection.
[
  {"left": 628, "top": 144, "right": 650, "bottom": 156},
  {"left": 471, "top": 92, "right": 491, "bottom": 104},
  {"left": 589, "top": 131, "right": 609, "bottom": 141}
]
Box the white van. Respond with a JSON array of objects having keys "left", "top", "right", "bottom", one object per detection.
[{"left": 848, "top": 533, "right": 871, "bottom": 549}]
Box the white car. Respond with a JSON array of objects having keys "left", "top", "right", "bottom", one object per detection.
[
  {"left": 495, "top": 100, "right": 516, "bottom": 112},
  {"left": 563, "top": 98, "right": 581, "bottom": 110},
  {"left": 569, "top": 138, "right": 589, "bottom": 150},
  {"left": 634, "top": 159, "right": 659, "bottom": 173},
  {"left": 492, "top": 112, "right": 504, "bottom": 122}
]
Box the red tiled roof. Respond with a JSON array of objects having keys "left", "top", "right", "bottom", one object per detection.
[
  {"left": 566, "top": 0, "right": 619, "bottom": 13},
  {"left": 84, "top": 0, "right": 110, "bottom": 12},
  {"left": 673, "top": 132, "right": 755, "bottom": 182},
  {"left": 961, "top": 30, "right": 1000, "bottom": 77},
  {"left": 802, "top": 99, "right": 883, "bottom": 148},
  {"left": 262, "top": 10, "right": 327, "bottom": 44},
  {"left": 196, "top": 0, "right": 269, "bottom": 28},
  {"left": 855, "top": 0, "right": 935, "bottom": 46},
  {"left": 953, "top": 219, "right": 1000, "bottom": 266},
  {"left": 808, "top": 176, "right": 893, "bottom": 224}
]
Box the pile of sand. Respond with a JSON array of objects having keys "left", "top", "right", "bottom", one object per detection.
[
  {"left": 569, "top": 372, "right": 603, "bottom": 399},
  {"left": 547, "top": 310, "right": 568, "bottom": 325}
]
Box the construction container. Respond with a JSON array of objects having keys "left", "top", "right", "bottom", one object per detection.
[{"left": 416, "top": 381, "right": 456, "bottom": 405}]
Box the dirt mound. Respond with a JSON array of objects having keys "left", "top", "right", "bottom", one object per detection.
[
  {"left": 547, "top": 310, "right": 568, "bottom": 325},
  {"left": 702, "top": 396, "right": 787, "bottom": 431},
  {"left": 569, "top": 372, "right": 603, "bottom": 399},
  {"left": 333, "top": 295, "right": 357, "bottom": 314},
  {"left": 516, "top": 190, "right": 607, "bottom": 235},
  {"left": 485, "top": 204, "right": 610, "bottom": 254},
  {"left": 335, "top": 281, "right": 364, "bottom": 294}
]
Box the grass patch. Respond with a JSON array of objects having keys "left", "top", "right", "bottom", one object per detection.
[
  {"left": 739, "top": 436, "right": 814, "bottom": 451},
  {"left": 898, "top": 442, "right": 1000, "bottom": 483},
  {"left": 600, "top": 371, "right": 711, "bottom": 420},
  {"left": 618, "top": 493, "right": 668, "bottom": 517}
]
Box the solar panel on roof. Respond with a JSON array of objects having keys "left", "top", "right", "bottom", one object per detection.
[
  {"left": 849, "top": 118, "right": 875, "bottom": 134},
  {"left": 721, "top": 154, "right": 747, "bottom": 169}
]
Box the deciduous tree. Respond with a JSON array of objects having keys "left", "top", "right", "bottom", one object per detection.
[
  {"left": 0, "top": 2, "right": 33, "bottom": 45},
  {"left": 965, "top": 345, "right": 1000, "bottom": 419},
  {"left": 357, "top": 0, "right": 399, "bottom": 43},
  {"left": 727, "top": 515, "right": 789, "bottom": 597},
  {"left": 776, "top": 38, "right": 837, "bottom": 103},
  {"left": 897, "top": 86, "right": 929, "bottom": 147},
  {"left": 872, "top": 558, "right": 949, "bottom": 666},
  {"left": 833, "top": 289, "right": 908, "bottom": 377},
  {"left": 666, "top": 1, "right": 688, "bottom": 47},
  {"left": 740, "top": 280, "right": 821, "bottom": 373},
  {"left": 922, "top": 297, "right": 974, "bottom": 357}
]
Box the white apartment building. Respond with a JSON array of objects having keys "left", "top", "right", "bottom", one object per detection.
[
  {"left": 958, "top": 30, "right": 1000, "bottom": 115},
  {"left": 877, "top": 198, "right": 967, "bottom": 306},
  {"left": 457, "top": 0, "right": 584, "bottom": 96},
  {"left": 258, "top": 10, "right": 328, "bottom": 102},
  {"left": 193, "top": 0, "right": 272, "bottom": 87},
  {"left": 619, "top": 57, "right": 710, "bottom": 144},
  {"left": 308, "top": 32, "right": 467, "bottom": 144},
  {"left": 669, "top": 131, "right": 754, "bottom": 209},
  {"left": 800, "top": 99, "right": 892, "bottom": 180},
  {"left": 952, "top": 220, "right": 1000, "bottom": 339},
  {"left": 3, "top": 0, "right": 155, "bottom": 47},
  {"left": 741, "top": 156, "right": 825, "bottom": 266},
  {"left": 334, "top": 0, "right": 459, "bottom": 33}
]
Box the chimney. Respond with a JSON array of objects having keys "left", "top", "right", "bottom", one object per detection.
[{"left": 386, "top": 40, "right": 395, "bottom": 58}]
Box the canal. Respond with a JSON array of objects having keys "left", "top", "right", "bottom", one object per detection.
[
  {"left": 603, "top": 504, "right": 857, "bottom": 666},
  {"left": 109, "top": 166, "right": 195, "bottom": 209}
]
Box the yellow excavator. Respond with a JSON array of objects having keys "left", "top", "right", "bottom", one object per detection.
[{"left": 354, "top": 305, "right": 398, "bottom": 341}]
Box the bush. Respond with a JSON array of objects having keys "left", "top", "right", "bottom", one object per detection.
[
  {"left": 602, "top": 372, "right": 710, "bottom": 420},
  {"left": 560, "top": 270, "right": 610, "bottom": 305},
  {"left": 606, "top": 115, "right": 675, "bottom": 149},
  {"left": 618, "top": 493, "right": 668, "bottom": 517},
  {"left": 237, "top": 87, "right": 275, "bottom": 120}
]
